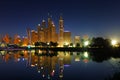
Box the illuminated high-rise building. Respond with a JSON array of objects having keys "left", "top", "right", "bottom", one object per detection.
[
  {"left": 41, "top": 20, "right": 46, "bottom": 29},
  {"left": 27, "top": 28, "right": 31, "bottom": 45},
  {"left": 22, "top": 36, "right": 29, "bottom": 46},
  {"left": 55, "top": 33, "right": 58, "bottom": 42},
  {"left": 37, "top": 22, "right": 46, "bottom": 42},
  {"left": 41, "top": 20, "right": 46, "bottom": 42},
  {"left": 47, "top": 16, "right": 52, "bottom": 42},
  {"left": 3, "top": 34, "right": 10, "bottom": 44},
  {"left": 63, "top": 31, "right": 71, "bottom": 45},
  {"left": 74, "top": 36, "right": 80, "bottom": 44},
  {"left": 83, "top": 35, "right": 89, "bottom": 41},
  {"left": 59, "top": 16, "right": 64, "bottom": 47},
  {"left": 31, "top": 30, "right": 38, "bottom": 45},
  {"left": 37, "top": 24, "right": 41, "bottom": 42},
  {"left": 45, "top": 28, "right": 49, "bottom": 42},
  {"left": 13, "top": 34, "right": 21, "bottom": 45},
  {"left": 51, "top": 22, "right": 56, "bottom": 42},
  {"left": 45, "top": 16, "right": 57, "bottom": 43},
  {"left": 27, "top": 15, "right": 69, "bottom": 46}
]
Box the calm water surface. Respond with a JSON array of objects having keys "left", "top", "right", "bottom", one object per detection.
[{"left": 0, "top": 50, "right": 120, "bottom": 80}]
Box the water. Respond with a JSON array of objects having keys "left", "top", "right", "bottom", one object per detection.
[{"left": 0, "top": 50, "right": 120, "bottom": 80}]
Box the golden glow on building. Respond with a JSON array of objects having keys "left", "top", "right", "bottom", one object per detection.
[
  {"left": 59, "top": 16, "right": 64, "bottom": 47},
  {"left": 63, "top": 31, "right": 71, "bottom": 45},
  {"left": 36, "top": 16, "right": 66, "bottom": 46},
  {"left": 74, "top": 36, "right": 80, "bottom": 44},
  {"left": 13, "top": 34, "right": 21, "bottom": 45},
  {"left": 0, "top": 15, "right": 72, "bottom": 47},
  {"left": 22, "top": 37, "right": 28, "bottom": 46},
  {"left": 31, "top": 30, "right": 38, "bottom": 45}
]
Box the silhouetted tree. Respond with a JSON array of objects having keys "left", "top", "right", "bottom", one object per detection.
[
  {"left": 49, "top": 41, "right": 58, "bottom": 47},
  {"left": 50, "top": 41, "right": 54, "bottom": 47},
  {"left": 70, "top": 43, "right": 73, "bottom": 47},
  {"left": 35, "top": 42, "right": 41, "bottom": 47},
  {"left": 53, "top": 42, "right": 58, "bottom": 47},
  {"left": 90, "top": 37, "right": 111, "bottom": 48},
  {"left": 76, "top": 43, "right": 80, "bottom": 47},
  {"left": 41, "top": 42, "right": 47, "bottom": 47}
]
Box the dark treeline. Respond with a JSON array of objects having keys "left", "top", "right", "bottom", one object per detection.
[{"left": 90, "top": 37, "right": 112, "bottom": 48}]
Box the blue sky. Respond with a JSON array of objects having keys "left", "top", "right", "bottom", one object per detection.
[{"left": 0, "top": 0, "right": 120, "bottom": 40}]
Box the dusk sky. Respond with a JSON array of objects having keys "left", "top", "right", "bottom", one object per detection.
[{"left": 0, "top": 0, "right": 120, "bottom": 40}]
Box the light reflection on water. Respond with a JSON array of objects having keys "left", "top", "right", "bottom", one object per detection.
[{"left": 0, "top": 50, "right": 120, "bottom": 80}]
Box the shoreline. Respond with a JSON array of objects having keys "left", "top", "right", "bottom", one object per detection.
[{"left": 0, "top": 47, "right": 120, "bottom": 52}]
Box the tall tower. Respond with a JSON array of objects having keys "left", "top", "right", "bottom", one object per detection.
[
  {"left": 63, "top": 31, "right": 71, "bottom": 45},
  {"left": 27, "top": 28, "right": 31, "bottom": 45},
  {"left": 59, "top": 16, "right": 64, "bottom": 47},
  {"left": 47, "top": 14, "right": 53, "bottom": 42},
  {"left": 51, "top": 22, "right": 56, "bottom": 42},
  {"left": 41, "top": 20, "right": 46, "bottom": 42},
  {"left": 37, "top": 24, "right": 41, "bottom": 42},
  {"left": 41, "top": 20, "right": 46, "bottom": 29}
]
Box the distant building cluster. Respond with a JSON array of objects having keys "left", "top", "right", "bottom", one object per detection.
[
  {"left": 0, "top": 16, "right": 72, "bottom": 47},
  {"left": 27, "top": 16, "right": 71, "bottom": 47},
  {"left": 0, "top": 15, "right": 91, "bottom": 48}
]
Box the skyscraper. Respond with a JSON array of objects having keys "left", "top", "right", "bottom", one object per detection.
[
  {"left": 37, "top": 24, "right": 41, "bottom": 42},
  {"left": 22, "top": 36, "right": 29, "bottom": 46},
  {"left": 41, "top": 20, "right": 46, "bottom": 42},
  {"left": 51, "top": 22, "right": 56, "bottom": 42},
  {"left": 31, "top": 30, "right": 38, "bottom": 45},
  {"left": 59, "top": 16, "right": 64, "bottom": 47},
  {"left": 47, "top": 16, "right": 52, "bottom": 42},
  {"left": 74, "top": 36, "right": 80, "bottom": 44},
  {"left": 37, "top": 21, "right": 46, "bottom": 43},
  {"left": 63, "top": 31, "right": 71, "bottom": 45},
  {"left": 13, "top": 34, "right": 21, "bottom": 45},
  {"left": 26, "top": 15, "right": 69, "bottom": 46},
  {"left": 27, "top": 28, "right": 31, "bottom": 45}
]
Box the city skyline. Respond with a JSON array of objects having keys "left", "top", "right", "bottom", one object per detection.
[
  {"left": 0, "top": 16, "right": 72, "bottom": 47},
  {"left": 0, "top": 0, "right": 120, "bottom": 40}
]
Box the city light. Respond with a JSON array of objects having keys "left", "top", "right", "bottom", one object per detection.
[
  {"left": 27, "top": 45, "right": 31, "bottom": 49},
  {"left": 47, "top": 42, "right": 50, "bottom": 46},
  {"left": 63, "top": 42, "right": 69, "bottom": 47},
  {"left": 31, "top": 64, "right": 35, "bottom": 67},
  {"left": 64, "top": 42, "right": 69, "bottom": 45},
  {"left": 111, "top": 40, "right": 117, "bottom": 46},
  {"left": 84, "top": 41, "right": 89, "bottom": 46}
]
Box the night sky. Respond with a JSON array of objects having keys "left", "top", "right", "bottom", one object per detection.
[{"left": 0, "top": 0, "right": 120, "bottom": 40}]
